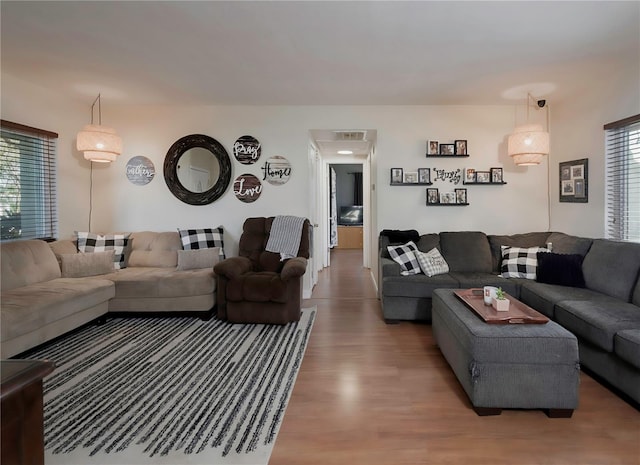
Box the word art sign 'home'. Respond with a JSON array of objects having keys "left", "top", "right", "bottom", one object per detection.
[
  {"left": 234, "top": 173, "right": 262, "bottom": 203},
  {"left": 126, "top": 156, "right": 155, "bottom": 185},
  {"left": 262, "top": 155, "right": 291, "bottom": 186},
  {"left": 233, "top": 135, "right": 261, "bottom": 165}
]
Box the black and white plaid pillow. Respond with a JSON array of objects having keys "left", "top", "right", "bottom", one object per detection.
[
  {"left": 500, "top": 245, "right": 550, "bottom": 279},
  {"left": 178, "top": 227, "right": 225, "bottom": 259},
  {"left": 76, "top": 232, "right": 130, "bottom": 270},
  {"left": 387, "top": 241, "right": 421, "bottom": 276},
  {"left": 415, "top": 247, "right": 450, "bottom": 277}
]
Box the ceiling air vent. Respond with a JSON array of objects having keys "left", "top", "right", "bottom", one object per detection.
[{"left": 333, "top": 130, "right": 367, "bottom": 141}]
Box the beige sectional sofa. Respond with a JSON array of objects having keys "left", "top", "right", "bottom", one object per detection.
[{"left": 1, "top": 231, "right": 218, "bottom": 358}]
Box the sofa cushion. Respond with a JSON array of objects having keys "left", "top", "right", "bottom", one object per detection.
[
  {"left": 416, "top": 234, "right": 441, "bottom": 253},
  {"left": 178, "top": 227, "right": 225, "bottom": 259},
  {"left": 488, "top": 232, "right": 550, "bottom": 272},
  {"left": 176, "top": 248, "right": 220, "bottom": 271},
  {"left": 383, "top": 274, "right": 459, "bottom": 298},
  {"left": 1, "top": 240, "right": 62, "bottom": 291},
  {"left": 440, "top": 231, "right": 492, "bottom": 272},
  {"left": 60, "top": 251, "right": 115, "bottom": 278},
  {"left": 614, "top": 330, "right": 640, "bottom": 370},
  {"left": 387, "top": 241, "right": 421, "bottom": 276},
  {"left": 127, "top": 231, "right": 181, "bottom": 268},
  {"left": 415, "top": 248, "right": 449, "bottom": 277},
  {"left": 0, "top": 277, "right": 114, "bottom": 341},
  {"left": 582, "top": 239, "right": 640, "bottom": 302},
  {"left": 519, "top": 281, "right": 619, "bottom": 318},
  {"left": 500, "top": 246, "right": 549, "bottom": 279},
  {"left": 103, "top": 267, "right": 215, "bottom": 298},
  {"left": 448, "top": 272, "right": 519, "bottom": 298},
  {"left": 634, "top": 278, "right": 640, "bottom": 307},
  {"left": 546, "top": 232, "right": 593, "bottom": 256},
  {"left": 380, "top": 229, "right": 420, "bottom": 245},
  {"left": 536, "top": 252, "right": 585, "bottom": 288},
  {"left": 76, "top": 232, "right": 130, "bottom": 270},
  {"left": 555, "top": 300, "right": 640, "bottom": 353}
]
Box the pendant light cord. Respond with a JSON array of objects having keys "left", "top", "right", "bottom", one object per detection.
[
  {"left": 546, "top": 104, "right": 551, "bottom": 231},
  {"left": 89, "top": 162, "right": 93, "bottom": 231}
]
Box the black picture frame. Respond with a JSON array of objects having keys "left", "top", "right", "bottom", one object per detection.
[
  {"left": 418, "top": 168, "right": 431, "bottom": 184},
  {"left": 475, "top": 171, "right": 490, "bottom": 183},
  {"left": 454, "top": 140, "right": 467, "bottom": 156},
  {"left": 559, "top": 158, "right": 588, "bottom": 203},
  {"left": 439, "top": 143, "right": 455, "bottom": 155},
  {"left": 426, "top": 188, "right": 439, "bottom": 204},
  {"left": 427, "top": 140, "right": 439, "bottom": 156},
  {"left": 464, "top": 168, "right": 476, "bottom": 183},
  {"left": 390, "top": 168, "right": 403, "bottom": 185},
  {"left": 455, "top": 188, "right": 467, "bottom": 204},
  {"left": 490, "top": 167, "right": 503, "bottom": 183}
]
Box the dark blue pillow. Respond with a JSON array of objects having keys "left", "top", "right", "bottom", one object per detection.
[{"left": 536, "top": 252, "right": 585, "bottom": 287}]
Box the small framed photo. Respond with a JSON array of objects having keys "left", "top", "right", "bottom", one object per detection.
[
  {"left": 454, "top": 140, "right": 467, "bottom": 156},
  {"left": 490, "top": 167, "right": 503, "bottom": 183},
  {"left": 464, "top": 168, "right": 476, "bottom": 183},
  {"left": 403, "top": 171, "right": 418, "bottom": 184},
  {"left": 439, "top": 143, "right": 455, "bottom": 155},
  {"left": 476, "top": 171, "right": 490, "bottom": 183},
  {"left": 390, "top": 168, "right": 403, "bottom": 184},
  {"left": 427, "top": 140, "right": 439, "bottom": 156},
  {"left": 427, "top": 188, "right": 439, "bottom": 205},
  {"left": 418, "top": 168, "right": 431, "bottom": 184},
  {"left": 440, "top": 192, "right": 456, "bottom": 204},
  {"left": 559, "top": 158, "right": 589, "bottom": 203},
  {"left": 455, "top": 188, "right": 467, "bottom": 204}
]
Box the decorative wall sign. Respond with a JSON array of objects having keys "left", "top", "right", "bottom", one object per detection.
[
  {"left": 432, "top": 168, "right": 461, "bottom": 184},
  {"left": 233, "top": 135, "right": 261, "bottom": 165},
  {"left": 559, "top": 158, "right": 588, "bottom": 203},
  {"left": 126, "top": 156, "right": 155, "bottom": 185},
  {"left": 234, "top": 173, "right": 262, "bottom": 203},
  {"left": 261, "top": 155, "right": 291, "bottom": 185}
]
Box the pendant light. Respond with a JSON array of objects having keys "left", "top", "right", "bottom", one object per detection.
[
  {"left": 76, "top": 94, "right": 122, "bottom": 163},
  {"left": 508, "top": 93, "right": 549, "bottom": 166}
]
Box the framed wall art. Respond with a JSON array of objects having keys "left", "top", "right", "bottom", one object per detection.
[
  {"left": 454, "top": 140, "right": 467, "bottom": 156},
  {"left": 427, "top": 188, "right": 439, "bottom": 204},
  {"left": 391, "top": 168, "right": 403, "bottom": 185},
  {"left": 427, "top": 140, "right": 439, "bottom": 156},
  {"left": 559, "top": 158, "right": 588, "bottom": 203}
]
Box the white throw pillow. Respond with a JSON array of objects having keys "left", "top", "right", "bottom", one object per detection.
[{"left": 415, "top": 248, "right": 450, "bottom": 277}]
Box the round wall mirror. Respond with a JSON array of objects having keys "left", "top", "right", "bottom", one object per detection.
[{"left": 164, "top": 134, "right": 232, "bottom": 205}]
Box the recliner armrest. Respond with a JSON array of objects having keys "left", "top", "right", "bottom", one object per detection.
[
  {"left": 214, "top": 256, "right": 252, "bottom": 279},
  {"left": 281, "top": 257, "right": 307, "bottom": 281}
]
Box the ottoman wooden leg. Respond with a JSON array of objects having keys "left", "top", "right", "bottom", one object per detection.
[
  {"left": 473, "top": 407, "right": 502, "bottom": 416},
  {"left": 546, "top": 409, "right": 574, "bottom": 418}
]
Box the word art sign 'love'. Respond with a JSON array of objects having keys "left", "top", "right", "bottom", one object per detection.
[
  {"left": 234, "top": 173, "right": 262, "bottom": 203},
  {"left": 233, "top": 135, "right": 261, "bottom": 165},
  {"left": 262, "top": 155, "right": 292, "bottom": 186},
  {"left": 126, "top": 156, "right": 155, "bottom": 186}
]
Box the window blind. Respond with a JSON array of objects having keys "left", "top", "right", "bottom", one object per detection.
[
  {"left": 605, "top": 114, "right": 640, "bottom": 242},
  {"left": 0, "top": 120, "right": 58, "bottom": 241}
]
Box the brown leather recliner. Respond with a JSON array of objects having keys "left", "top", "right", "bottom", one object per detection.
[{"left": 213, "top": 217, "right": 310, "bottom": 324}]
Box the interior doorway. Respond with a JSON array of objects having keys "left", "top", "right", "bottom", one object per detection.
[{"left": 330, "top": 163, "right": 364, "bottom": 250}]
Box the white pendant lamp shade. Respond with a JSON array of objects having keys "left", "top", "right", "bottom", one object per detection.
[
  {"left": 77, "top": 124, "right": 122, "bottom": 163},
  {"left": 508, "top": 123, "right": 549, "bottom": 166}
]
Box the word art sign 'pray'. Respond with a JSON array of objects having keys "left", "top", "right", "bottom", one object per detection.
[{"left": 233, "top": 135, "right": 261, "bottom": 165}]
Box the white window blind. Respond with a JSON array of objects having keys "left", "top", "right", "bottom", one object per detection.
[
  {"left": 1, "top": 120, "right": 58, "bottom": 241},
  {"left": 605, "top": 114, "right": 640, "bottom": 242}
]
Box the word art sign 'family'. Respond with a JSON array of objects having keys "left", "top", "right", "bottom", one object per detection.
[
  {"left": 233, "top": 135, "right": 261, "bottom": 165},
  {"left": 234, "top": 173, "right": 262, "bottom": 203},
  {"left": 126, "top": 156, "right": 155, "bottom": 185},
  {"left": 262, "top": 156, "right": 292, "bottom": 185},
  {"left": 432, "top": 168, "right": 461, "bottom": 185}
]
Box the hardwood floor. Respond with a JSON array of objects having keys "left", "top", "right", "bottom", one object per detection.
[{"left": 270, "top": 249, "right": 640, "bottom": 465}]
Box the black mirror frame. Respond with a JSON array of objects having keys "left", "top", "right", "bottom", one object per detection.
[{"left": 163, "top": 134, "right": 232, "bottom": 205}]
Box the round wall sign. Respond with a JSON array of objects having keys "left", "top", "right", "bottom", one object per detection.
[
  {"left": 261, "top": 155, "right": 291, "bottom": 185},
  {"left": 126, "top": 156, "right": 155, "bottom": 185},
  {"left": 233, "top": 135, "right": 261, "bottom": 165},
  {"left": 233, "top": 173, "right": 262, "bottom": 203}
]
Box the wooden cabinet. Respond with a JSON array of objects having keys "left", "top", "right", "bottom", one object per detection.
[{"left": 337, "top": 226, "right": 363, "bottom": 249}]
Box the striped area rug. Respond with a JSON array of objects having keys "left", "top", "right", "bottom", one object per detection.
[{"left": 20, "top": 308, "right": 316, "bottom": 465}]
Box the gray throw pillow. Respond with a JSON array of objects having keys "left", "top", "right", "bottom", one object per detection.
[
  {"left": 60, "top": 251, "right": 115, "bottom": 278},
  {"left": 177, "top": 248, "right": 220, "bottom": 271}
]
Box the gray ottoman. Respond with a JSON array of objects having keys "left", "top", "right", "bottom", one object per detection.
[{"left": 432, "top": 288, "right": 580, "bottom": 417}]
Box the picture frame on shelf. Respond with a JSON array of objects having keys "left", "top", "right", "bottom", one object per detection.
[
  {"left": 418, "top": 168, "right": 431, "bottom": 184},
  {"left": 559, "top": 158, "right": 588, "bottom": 203},
  {"left": 440, "top": 192, "right": 456, "bottom": 204},
  {"left": 404, "top": 171, "right": 419, "bottom": 184},
  {"left": 490, "top": 167, "right": 503, "bottom": 183},
  {"left": 390, "top": 168, "right": 403, "bottom": 185},
  {"left": 427, "top": 140, "right": 439, "bottom": 156},
  {"left": 455, "top": 140, "right": 467, "bottom": 156},
  {"left": 464, "top": 168, "right": 476, "bottom": 183},
  {"left": 427, "top": 188, "right": 439, "bottom": 205},
  {"left": 455, "top": 188, "right": 467, "bottom": 204},
  {"left": 439, "top": 143, "right": 455, "bottom": 155},
  {"left": 476, "top": 171, "right": 491, "bottom": 183}
]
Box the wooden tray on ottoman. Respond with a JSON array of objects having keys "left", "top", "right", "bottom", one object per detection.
[{"left": 454, "top": 289, "right": 549, "bottom": 324}]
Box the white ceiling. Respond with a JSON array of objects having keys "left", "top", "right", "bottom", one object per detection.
[{"left": 2, "top": 1, "right": 638, "bottom": 108}]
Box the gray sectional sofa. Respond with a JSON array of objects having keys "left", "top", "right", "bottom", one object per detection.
[
  {"left": 1, "top": 232, "right": 218, "bottom": 358},
  {"left": 379, "top": 230, "right": 640, "bottom": 404}
]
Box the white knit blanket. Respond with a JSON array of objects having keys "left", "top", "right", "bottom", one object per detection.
[{"left": 265, "top": 215, "right": 306, "bottom": 261}]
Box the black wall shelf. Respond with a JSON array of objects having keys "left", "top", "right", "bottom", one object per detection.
[
  {"left": 463, "top": 181, "right": 507, "bottom": 185},
  {"left": 426, "top": 154, "right": 470, "bottom": 158},
  {"left": 426, "top": 203, "right": 469, "bottom": 206},
  {"left": 391, "top": 182, "right": 433, "bottom": 186}
]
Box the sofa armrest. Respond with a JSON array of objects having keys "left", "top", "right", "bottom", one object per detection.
[
  {"left": 381, "top": 257, "right": 401, "bottom": 277},
  {"left": 281, "top": 257, "right": 307, "bottom": 281},
  {"left": 214, "top": 256, "right": 252, "bottom": 279}
]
